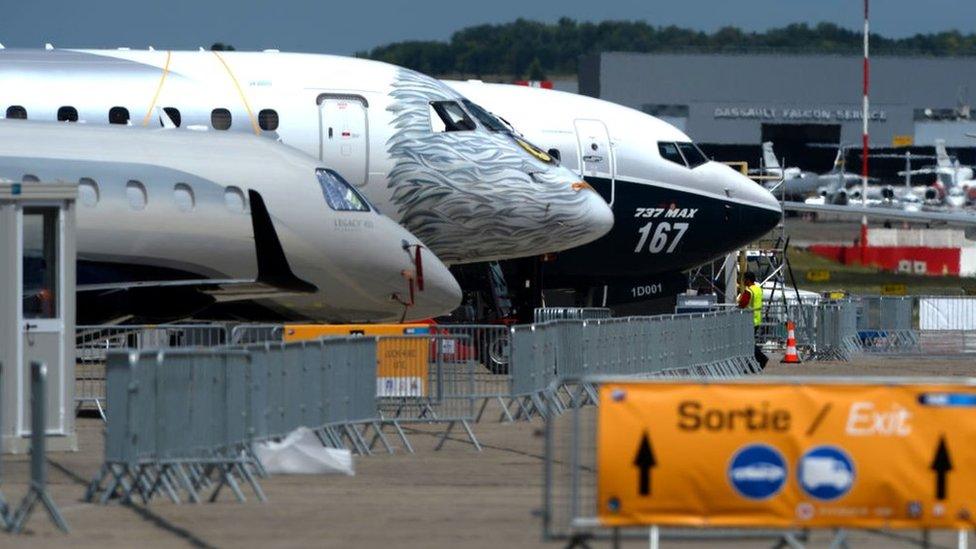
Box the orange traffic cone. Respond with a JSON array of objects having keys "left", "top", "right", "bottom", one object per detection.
[{"left": 781, "top": 321, "right": 802, "bottom": 364}]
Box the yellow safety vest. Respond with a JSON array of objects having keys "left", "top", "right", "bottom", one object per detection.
[{"left": 748, "top": 283, "right": 763, "bottom": 327}]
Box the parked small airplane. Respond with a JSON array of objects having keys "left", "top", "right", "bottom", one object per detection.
[{"left": 2, "top": 120, "right": 462, "bottom": 324}]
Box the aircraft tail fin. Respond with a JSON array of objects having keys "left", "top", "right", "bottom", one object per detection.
[
  {"left": 936, "top": 139, "right": 951, "bottom": 167},
  {"left": 761, "top": 142, "right": 780, "bottom": 170},
  {"left": 832, "top": 148, "right": 844, "bottom": 170}
]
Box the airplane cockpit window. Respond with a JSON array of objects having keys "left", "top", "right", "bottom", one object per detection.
[
  {"left": 57, "top": 106, "right": 78, "bottom": 122},
  {"left": 258, "top": 109, "right": 279, "bottom": 131},
  {"left": 461, "top": 100, "right": 509, "bottom": 132},
  {"left": 658, "top": 142, "right": 686, "bottom": 167},
  {"left": 316, "top": 168, "right": 370, "bottom": 212},
  {"left": 109, "top": 106, "right": 130, "bottom": 125},
  {"left": 5, "top": 106, "right": 26, "bottom": 119},
  {"left": 677, "top": 142, "right": 709, "bottom": 168},
  {"left": 211, "top": 108, "right": 232, "bottom": 130},
  {"left": 429, "top": 101, "right": 476, "bottom": 132}
]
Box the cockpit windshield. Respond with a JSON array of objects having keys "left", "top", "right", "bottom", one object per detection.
[
  {"left": 429, "top": 101, "right": 477, "bottom": 132},
  {"left": 316, "top": 168, "right": 370, "bottom": 211},
  {"left": 461, "top": 100, "right": 510, "bottom": 132},
  {"left": 658, "top": 141, "right": 709, "bottom": 169},
  {"left": 677, "top": 142, "right": 709, "bottom": 168}
]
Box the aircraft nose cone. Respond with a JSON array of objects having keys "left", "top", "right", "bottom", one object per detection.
[
  {"left": 707, "top": 162, "right": 782, "bottom": 244},
  {"left": 406, "top": 247, "right": 462, "bottom": 320}
]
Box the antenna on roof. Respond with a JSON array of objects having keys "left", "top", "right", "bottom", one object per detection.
[
  {"left": 44, "top": 43, "right": 54, "bottom": 50},
  {"left": 148, "top": 46, "right": 155, "bottom": 51},
  {"left": 198, "top": 47, "right": 205, "bottom": 52},
  {"left": 0, "top": 43, "right": 5, "bottom": 50}
]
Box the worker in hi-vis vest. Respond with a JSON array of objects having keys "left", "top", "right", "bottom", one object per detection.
[{"left": 737, "top": 271, "right": 768, "bottom": 369}]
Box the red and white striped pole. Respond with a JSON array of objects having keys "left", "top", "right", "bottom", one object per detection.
[
  {"left": 860, "top": 0, "right": 870, "bottom": 257},
  {"left": 861, "top": 0, "right": 871, "bottom": 247}
]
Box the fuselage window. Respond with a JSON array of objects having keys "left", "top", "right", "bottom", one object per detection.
[
  {"left": 224, "top": 186, "right": 246, "bottom": 213},
  {"left": 162, "top": 107, "right": 182, "bottom": 127},
  {"left": 316, "top": 168, "right": 370, "bottom": 212},
  {"left": 677, "top": 142, "right": 708, "bottom": 168},
  {"left": 211, "top": 108, "right": 232, "bottom": 130},
  {"left": 57, "top": 106, "right": 78, "bottom": 122},
  {"left": 126, "top": 180, "right": 147, "bottom": 210},
  {"left": 429, "top": 101, "right": 476, "bottom": 132},
  {"left": 658, "top": 142, "right": 686, "bottom": 167},
  {"left": 5, "top": 105, "right": 27, "bottom": 119},
  {"left": 79, "top": 178, "right": 99, "bottom": 207},
  {"left": 461, "top": 100, "right": 509, "bottom": 132},
  {"left": 258, "top": 109, "right": 279, "bottom": 131},
  {"left": 173, "top": 183, "right": 195, "bottom": 212},
  {"left": 109, "top": 106, "right": 130, "bottom": 125}
]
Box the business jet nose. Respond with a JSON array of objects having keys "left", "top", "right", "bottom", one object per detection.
[{"left": 406, "top": 246, "right": 463, "bottom": 321}]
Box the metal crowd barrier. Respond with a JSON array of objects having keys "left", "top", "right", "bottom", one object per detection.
[
  {"left": 507, "top": 311, "right": 760, "bottom": 420},
  {"left": 229, "top": 324, "right": 283, "bottom": 345},
  {"left": 533, "top": 307, "right": 612, "bottom": 324},
  {"left": 919, "top": 295, "right": 976, "bottom": 331},
  {"left": 85, "top": 337, "right": 378, "bottom": 505},
  {"left": 373, "top": 335, "right": 482, "bottom": 450},
  {"left": 855, "top": 296, "right": 920, "bottom": 353},
  {"left": 757, "top": 301, "right": 817, "bottom": 352},
  {"left": 813, "top": 300, "right": 861, "bottom": 361},
  {"left": 76, "top": 324, "right": 229, "bottom": 419}
]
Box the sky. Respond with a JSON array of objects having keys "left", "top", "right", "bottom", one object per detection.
[{"left": 2, "top": 0, "right": 976, "bottom": 55}]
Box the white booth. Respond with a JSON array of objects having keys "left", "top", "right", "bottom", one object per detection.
[{"left": 0, "top": 182, "right": 77, "bottom": 453}]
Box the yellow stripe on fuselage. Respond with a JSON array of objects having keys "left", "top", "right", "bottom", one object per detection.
[{"left": 142, "top": 50, "right": 172, "bottom": 126}]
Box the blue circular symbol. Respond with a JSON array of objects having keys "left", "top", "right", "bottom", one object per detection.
[
  {"left": 798, "top": 445, "right": 856, "bottom": 501},
  {"left": 727, "top": 444, "right": 787, "bottom": 500}
]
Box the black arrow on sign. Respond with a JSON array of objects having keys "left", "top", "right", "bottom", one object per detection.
[
  {"left": 634, "top": 431, "right": 656, "bottom": 496},
  {"left": 930, "top": 435, "right": 953, "bottom": 501}
]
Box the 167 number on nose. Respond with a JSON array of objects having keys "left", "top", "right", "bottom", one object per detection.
[{"left": 634, "top": 222, "right": 689, "bottom": 253}]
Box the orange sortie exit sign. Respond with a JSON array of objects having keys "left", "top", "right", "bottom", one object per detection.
[{"left": 597, "top": 381, "right": 976, "bottom": 529}]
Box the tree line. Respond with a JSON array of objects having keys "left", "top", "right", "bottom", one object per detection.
[{"left": 357, "top": 18, "right": 976, "bottom": 79}]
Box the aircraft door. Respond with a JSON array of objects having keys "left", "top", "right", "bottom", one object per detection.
[
  {"left": 318, "top": 95, "right": 369, "bottom": 187},
  {"left": 574, "top": 119, "right": 615, "bottom": 205}
]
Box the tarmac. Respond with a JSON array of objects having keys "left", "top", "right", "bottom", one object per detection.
[{"left": 0, "top": 353, "right": 973, "bottom": 548}]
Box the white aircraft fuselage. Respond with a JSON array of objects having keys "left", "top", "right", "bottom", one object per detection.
[
  {"left": 0, "top": 120, "right": 461, "bottom": 323},
  {"left": 446, "top": 81, "right": 782, "bottom": 297},
  {"left": 0, "top": 49, "right": 613, "bottom": 265}
]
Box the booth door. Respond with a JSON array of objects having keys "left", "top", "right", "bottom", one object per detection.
[{"left": 20, "top": 206, "right": 66, "bottom": 435}]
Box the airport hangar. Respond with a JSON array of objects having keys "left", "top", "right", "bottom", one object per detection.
[{"left": 578, "top": 52, "right": 976, "bottom": 175}]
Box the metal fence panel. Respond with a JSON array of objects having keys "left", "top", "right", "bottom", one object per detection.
[{"left": 534, "top": 307, "right": 612, "bottom": 323}]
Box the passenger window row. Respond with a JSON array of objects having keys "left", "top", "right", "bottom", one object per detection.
[
  {"left": 25, "top": 176, "right": 249, "bottom": 214},
  {"left": 3, "top": 105, "right": 279, "bottom": 131}
]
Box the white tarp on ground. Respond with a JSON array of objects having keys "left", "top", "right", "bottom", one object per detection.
[
  {"left": 920, "top": 298, "right": 976, "bottom": 331},
  {"left": 253, "top": 427, "right": 355, "bottom": 475}
]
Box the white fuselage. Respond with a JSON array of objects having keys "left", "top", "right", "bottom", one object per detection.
[
  {"left": 0, "top": 49, "right": 613, "bottom": 265},
  {"left": 445, "top": 81, "right": 782, "bottom": 284},
  {"left": 0, "top": 120, "right": 461, "bottom": 322}
]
